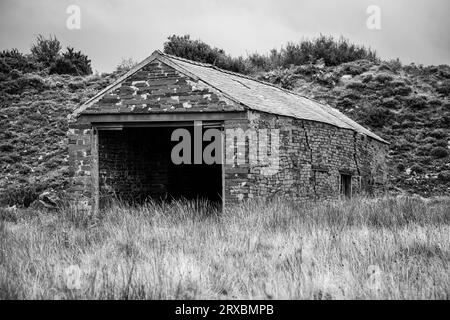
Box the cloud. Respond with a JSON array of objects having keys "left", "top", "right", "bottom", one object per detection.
[{"left": 0, "top": 0, "right": 448, "bottom": 72}]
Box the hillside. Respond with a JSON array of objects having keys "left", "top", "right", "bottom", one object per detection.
[
  {"left": 258, "top": 60, "right": 449, "bottom": 196},
  {"left": 0, "top": 58, "right": 449, "bottom": 206},
  {"left": 0, "top": 71, "right": 117, "bottom": 206}
]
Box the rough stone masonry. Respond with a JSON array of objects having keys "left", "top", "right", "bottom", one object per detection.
[{"left": 68, "top": 51, "right": 388, "bottom": 212}]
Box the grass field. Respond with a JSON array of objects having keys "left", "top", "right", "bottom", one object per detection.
[{"left": 0, "top": 196, "right": 449, "bottom": 300}]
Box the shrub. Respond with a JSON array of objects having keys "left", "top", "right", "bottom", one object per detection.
[
  {"left": 380, "top": 97, "right": 400, "bottom": 109},
  {"left": 361, "top": 73, "right": 373, "bottom": 83},
  {"left": 0, "top": 49, "right": 38, "bottom": 73},
  {"left": 435, "top": 79, "right": 450, "bottom": 96},
  {"left": 280, "top": 35, "right": 378, "bottom": 67},
  {"left": 417, "top": 143, "right": 433, "bottom": 155},
  {"left": 340, "top": 64, "right": 362, "bottom": 76},
  {"left": 422, "top": 136, "right": 437, "bottom": 144},
  {"left": 0, "top": 185, "right": 41, "bottom": 207},
  {"left": 393, "top": 86, "right": 412, "bottom": 96},
  {"left": 374, "top": 73, "right": 393, "bottom": 83},
  {"left": 0, "top": 153, "right": 21, "bottom": 163},
  {"left": 163, "top": 34, "right": 379, "bottom": 73},
  {"left": 407, "top": 95, "right": 428, "bottom": 109},
  {"left": 438, "top": 171, "right": 450, "bottom": 182},
  {"left": 410, "top": 164, "right": 424, "bottom": 174},
  {"left": 362, "top": 106, "right": 391, "bottom": 128},
  {"left": 3, "top": 73, "right": 49, "bottom": 94},
  {"left": 116, "top": 57, "right": 138, "bottom": 73},
  {"left": 49, "top": 47, "right": 92, "bottom": 76},
  {"left": 0, "top": 143, "right": 14, "bottom": 152},
  {"left": 345, "top": 80, "right": 366, "bottom": 91},
  {"left": 247, "top": 53, "right": 272, "bottom": 71},
  {"left": 30, "top": 34, "right": 61, "bottom": 67},
  {"left": 385, "top": 58, "right": 402, "bottom": 72},
  {"left": 163, "top": 34, "right": 250, "bottom": 74},
  {"left": 434, "top": 140, "right": 449, "bottom": 148},
  {"left": 430, "top": 147, "right": 449, "bottom": 158},
  {"left": 429, "top": 129, "right": 447, "bottom": 139}
]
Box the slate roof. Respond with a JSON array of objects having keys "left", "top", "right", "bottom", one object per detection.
[{"left": 75, "top": 50, "right": 387, "bottom": 143}]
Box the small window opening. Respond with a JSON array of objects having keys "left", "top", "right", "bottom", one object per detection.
[{"left": 340, "top": 174, "right": 352, "bottom": 198}]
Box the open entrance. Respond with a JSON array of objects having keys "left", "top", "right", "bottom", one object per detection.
[
  {"left": 340, "top": 173, "right": 352, "bottom": 198},
  {"left": 97, "top": 124, "right": 222, "bottom": 208}
]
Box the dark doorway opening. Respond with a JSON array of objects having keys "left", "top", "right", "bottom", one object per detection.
[
  {"left": 97, "top": 125, "right": 222, "bottom": 207},
  {"left": 340, "top": 174, "right": 352, "bottom": 198}
]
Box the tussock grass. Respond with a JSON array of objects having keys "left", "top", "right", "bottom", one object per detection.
[{"left": 0, "top": 196, "right": 449, "bottom": 300}]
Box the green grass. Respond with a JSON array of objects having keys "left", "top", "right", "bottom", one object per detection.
[{"left": 0, "top": 196, "right": 449, "bottom": 300}]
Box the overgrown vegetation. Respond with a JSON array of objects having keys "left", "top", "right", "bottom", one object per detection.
[
  {"left": 49, "top": 47, "right": 92, "bottom": 76},
  {"left": 0, "top": 197, "right": 448, "bottom": 299},
  {"left": 30, "top": 34, "right": 62, "bottom": 68},
  {"left": 163, "top": 34, "right": 379, "bottom": 74},
  {"left": 1, "top": 34, "right": 92, "bottom": 76},
  {"left": 164, "top": 35, "right": 248, "bottom": 73},
  {"left": 115, "top": 57, "right": 138, "bottom": 73}
]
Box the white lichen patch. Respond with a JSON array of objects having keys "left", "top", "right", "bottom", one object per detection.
[
  {"left": 203, "top": 94, "right": 212, "bottom": 100},
  {"left": 183, "top": 102, "right": 192, "bottom": 109},
  {"left": 170, "top": 96, "right": 180, "bottom": 102},
  {"left": 140, "top": 94, "right": 148, "bottom": 99},
  {"left": 129, "top": 85, "right": 139, "bottom": 95}
]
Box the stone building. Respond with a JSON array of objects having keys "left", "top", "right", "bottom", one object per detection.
[{"left": 68, "top": 50, "right": 388, "bottom": 212}]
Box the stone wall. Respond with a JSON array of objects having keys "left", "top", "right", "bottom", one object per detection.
[
  {"left": 68, "top": 110, "right": 388, "bottom": 211},
  {"left": 82, "top": 60, "right": 242, "bottom": 115},
  {"left": 67, "top": 122, "right": 94, "bottom": 209},
  {"left": 223, "top": 111, "right": 388, "bottom": 204}
]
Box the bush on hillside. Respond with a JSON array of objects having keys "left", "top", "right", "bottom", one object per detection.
[
  {"left": 410, "top": 164, "right": 424, "bottom": 174},
  {"left": 430, "top": 147, "right": 449, "bottom": 159},
  {"left": 116, "top": 57, "right": 138, "bottom": 73},
  {"left": 163, "top": 35, "right": 250, "bottom": 74},
  {"left": 435, "top": 79, "right": 450, "bottom": 96},
  {"left": 280, "top": 35, "right": 378, "bottom": 67},
  {"left": 0, "top": 185, "right": 40, "bottom": 208},
  {"left": 361, "top": 106, "right": 391, "bottom": 128},
  {"left": 0, "top": 49, "right": 38, "bottom": 73},
  {"left": 49, "top": 47, "right": 92, "bottom": 76},
  {"left": 163, "top": 34, "right": 379, "bottom": 74},
  {"left": 1, "top": 35, "right": 93, "bottom": 76},
  {"left": 30, "top": 34, "right": 61, "bottom": 67},
  {"left": 429, "top": 129, "right": 447, "bottom": 139}
]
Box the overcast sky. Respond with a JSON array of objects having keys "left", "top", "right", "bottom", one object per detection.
[{"left": 0, "top": 0, "right": 448, "bottom": 73}]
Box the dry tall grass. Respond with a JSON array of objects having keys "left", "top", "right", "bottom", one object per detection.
[{"left": 0, "top": 196, "right": 449, "bottom": 299}]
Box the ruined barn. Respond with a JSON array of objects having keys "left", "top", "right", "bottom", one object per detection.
[{"left": 68, "top": 50, "right": 388, "bottom": 212}]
